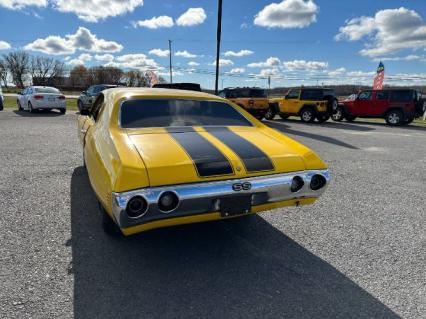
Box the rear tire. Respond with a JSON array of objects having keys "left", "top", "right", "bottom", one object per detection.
[
  {"left": 99, "top": 201, "right": 123, "bottom": 237},
  {"left": 332, "top": 107, "right": 344, "bottom": 122},
  {"left": 300, "top": 108, "right": 315, "bottom": 123},
  {"left": 317, "top": 114, "right": 330, "bottom": 123},
  {"left": 264, "top": 105, "right": 277, "bottom": 120},
  {"left": 345, "top": 115, "right": 356, "bottom": 122},
  {"left": 28, "top": 102, "right": 35, "bottom": 113},
  {"left": 385, "top": 110, "right": 403, "bottom": 126},
  {"left": 77, "top": 100, "right": 83, "bottom": 112},
  {"left": 60, "top": 109, "right": 66, "bottom": 115}
]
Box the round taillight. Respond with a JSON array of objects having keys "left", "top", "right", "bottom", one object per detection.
[
  {"left": 126, "top": 196, "right": 148, "bottom": 218},
  {"left": 290, "top": 176, "right": 304, "bottom": 193},
  {"left": 158, "top": 192, "right": 179, "bottom": 213},
  {"left": 310, "top": 175, "right": 327, "bottom": 191}
]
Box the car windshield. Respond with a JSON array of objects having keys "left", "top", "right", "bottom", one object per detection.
[
  {"left": 34, "top": 87, "right": 59, "bottom": 94},
  {"left": 120, "top": 99, "right": 253, "bottom": 128}
]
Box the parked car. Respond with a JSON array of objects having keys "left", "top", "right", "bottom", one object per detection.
[
  {"left": 17, "top": 86, "right": 66, "bottom": 114},
  {"left": 153, "top": 83, "right": 201, "bottom": 91},
  {"left": 77, "top": 88, "right": 330, "bottom": 236},
  {"left": 77, "top": 84, "right": 118, "bottom": 111},
  {"left": 218, "top": 87, "right": 269, "bottom": 120},
  {"left": 0, "top": 86, "right": 3, "bottom": 111},
  {"left": 267, "top": 88, "right": 338, "bottom": 123},
  {"left": 333, "top": 89, "right": 424, "bottom": 125}
]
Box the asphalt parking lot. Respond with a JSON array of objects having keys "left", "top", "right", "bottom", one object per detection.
[{"left": 0, "top": 109, "right": 425, "bottom": 319}]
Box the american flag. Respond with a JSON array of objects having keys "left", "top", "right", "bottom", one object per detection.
[{"left": 373, "top": 62, "right": 385, "bottom": 90}]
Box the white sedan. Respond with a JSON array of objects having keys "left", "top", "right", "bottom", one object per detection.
[{"left": 17, "top": 86, "right": 66, "bottom": 114}]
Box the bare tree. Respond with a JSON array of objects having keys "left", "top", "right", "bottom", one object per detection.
[
  {"left": 122, "top": 70, "right": 149, "bottom": 87},
  {"left": 30, "top": 56, "right": 65, "bottom": 86},
  {"left": 88, "top": 66, "right": 123, "bottom": 85},
  {"left": 0, "top": 58, "right": 8, "bottom": 88},
  {"left": 3, "top": 51, "right": 30, "bottom": 88},
  {"left": 69, "top": 65, "right": 89, "bottom": 88}
]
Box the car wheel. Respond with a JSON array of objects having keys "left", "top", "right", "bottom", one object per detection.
[
  {"left": 264, "top": 106, "right": 276, "bottom": 120},
  {"left": 60, "top": 109, "right": 66, "bottom": 115},
  {"left": 28, "top": 102, "right": 35, "bottom": 113},
  {"left": 332, "top": 107, "right": 344, "bottom": 121},
  {"left": 300, "top": 108, "right": 315, "bottom": 123},
  {"left": 345, "top": 115, "right": 356, "bottom": 122},
  {"left": 99, "top": 201, "right": 123, "bottom": 237},
  {"left": 17, "top": 101, "right": 23, "bottom": 111},
  {"left": 279, "top": 114, "right": 289, "bottom": 120},
  {"left": 317, "top": 114, "right": 330, "bottom": 123},
  {"left": 0, "top": 100, "right": 3, "bottom": 111},
  {"left": 77, "top": 100, "right": 83, "bottom": 112},
  {"left": 385, "top": 110, "right": 403, "bottom": 126}
]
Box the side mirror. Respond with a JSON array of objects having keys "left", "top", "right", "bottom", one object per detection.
[{"left": 80, "top": 109, "right": 90, "bottom": 116}]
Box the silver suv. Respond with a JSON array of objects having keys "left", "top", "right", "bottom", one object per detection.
[{"left": 77, "top": 84, "right": 118, "bottom": 111}]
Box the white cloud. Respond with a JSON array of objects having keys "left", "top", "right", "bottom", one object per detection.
[
  {"left": 210, "top": 59, "right": 234, "bottom": 67},
  {"left": 229, "top": 68, "right": 245, "bottom": 74},
  {"left": 67, "top": 53, "right": 92, "bottom": 66},
  {"left": 24, "top": 27, "right": 123, "bottom": 55},
  {"left": 149, "top": 48, "right": 170, "bottom": 57},
  {"left": 188, "top": 61, "right": 200, "bottom": 66},
  {"left": 283, "top": 59, "right": 328, "bottom": 71},
  {"left": 134, "top": 15, "right": 174, "bottom": 29},
  {"left": 175, "top": 50, "right": 197, "bottom": 58},
  {"left": 176, "top": 7, "right": 206, "bottom": 26},
  {"left": 224, "top": 50, "right": 254, "bottom": 57},
  {"left": 247, "top": 57, "right": 280, "bottom": 68},
  {"left": 94, "top": 54, "right": 114, "bottom": 62},
  {"left": 254, "top": 0, "right": 318, "bottom": 29},
  {"left": 53, "top": 0, "right": 144, "bottom": 22},
  {"left": 258, "top": 68, "right": 280, "bottom": 77},
  {"left": 336, "top": 7, "right": 426, "bottom": 57},
  {"left": 114, "top": 53, "right": 158, "bottom": 70},
  {"left": 0, "top": 0, "right": 47, "bottom": 10},
  {"left": 0, "top": 40, "right": 11, "bottom": 50},
  {"left": 328, "top": 67, "right": 346, "bottom": 77}
]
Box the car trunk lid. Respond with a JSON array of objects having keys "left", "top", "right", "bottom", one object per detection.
[{"left": 127, "top": 126, "right": 306, "bottom": 187}]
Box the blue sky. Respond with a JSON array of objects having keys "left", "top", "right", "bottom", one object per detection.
[{"left": 1, "top": 0, "right": 426, "bottom": 89}]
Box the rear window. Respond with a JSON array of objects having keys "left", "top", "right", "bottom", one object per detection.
[
  {"left": 34, "top": 87, "right": 59, "bottom": 94},
  {"left": 120, "top": 99, "right": 253, "bottom": 128},
  {"left": 301, "top": 90, "right": 324, "bottom": 100},
  {"left": 391, "top": 90, "right": 414, "bottom": 102},
  {"left": 227, "top": 89, "right": 266, "bottom": 98}
]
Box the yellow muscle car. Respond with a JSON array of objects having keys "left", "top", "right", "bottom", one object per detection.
[{"left": 77, "top": 88, "right": 330, "bottom": 236}]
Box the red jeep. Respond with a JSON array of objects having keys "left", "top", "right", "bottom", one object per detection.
[{"left": 332, "top": 89, "right": 424, "bottom": 126}]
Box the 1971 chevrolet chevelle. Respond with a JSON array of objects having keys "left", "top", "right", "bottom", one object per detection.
[{"left": 78, "top": 88, "right": 330, "bottom": 236}]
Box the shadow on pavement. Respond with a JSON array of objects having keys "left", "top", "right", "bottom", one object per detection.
[
  {"left": 270, "top": 118, "right": 376, "bottom": 132},
  {"left": 266, "top": 121, "right": 359, "bottom": 150},
  {"left": 70, "top": 166, "right": 399, "bottom": 319},
  {"left": 13, "top": 110, "right": 64, "bottom": 117}
]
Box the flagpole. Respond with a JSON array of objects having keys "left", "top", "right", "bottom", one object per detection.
[{"left": 215, "top": 0, "right": 223, "bottom": 95}]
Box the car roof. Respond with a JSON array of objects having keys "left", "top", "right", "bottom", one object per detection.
[{"left": 103, "top": 87, "right": 223, "bottom": 102}]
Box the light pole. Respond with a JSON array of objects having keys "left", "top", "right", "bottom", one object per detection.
[
  {"left": 168, "top": 40, "right": 173, "bottom": 84},
  {"left": 214, "top": 0, "right": 223, "bottom": 95}
]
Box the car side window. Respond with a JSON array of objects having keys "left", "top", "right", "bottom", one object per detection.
[
  {"left": 87, "top": 86, "right": 94, "bottom": 95},
  {"left": 358, "top": 92, "right": 372, "bottom": 100},
  {"left": 376, "top": 91, "right": 389, "bottom": 100},
  {"left": 91, "top": 95, "right": 105, "bottom": 122},
  {"left": 286, "top": 90, "right": 300, "bottom": 99}
]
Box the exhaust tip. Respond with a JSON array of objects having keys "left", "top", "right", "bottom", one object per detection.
[
  {"left": 158, "top": 191, "right": 179, "bottom": 213},
  {"left": 126, "top": 196, "right": 148, "bottom": 219},
  {"left": 290, "top": 176, "right": 304, "bottom": 193},
  {"left": 310, "top": 174, "right": 327, "bottom": 191}
]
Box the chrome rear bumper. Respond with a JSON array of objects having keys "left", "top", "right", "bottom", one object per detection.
[{"left": 112, "top": 169, "right": 330, "bottom": 228}]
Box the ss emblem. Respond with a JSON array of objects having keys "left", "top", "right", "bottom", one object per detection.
[{"left": 232, "top": 182, "right": 252, "bottom": 192}]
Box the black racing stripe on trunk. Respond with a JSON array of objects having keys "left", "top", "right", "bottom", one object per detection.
[
  {"left": 166, "top": 128, "right": 234, "bottom": 177},
  {"left": 205, "top": 127, "right": 274, "bottom": 173}
]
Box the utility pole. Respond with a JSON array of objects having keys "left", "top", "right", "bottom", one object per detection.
[
  {"left": 268, "top": 76, "right": 271, "bottom": 90},
  {"left": 214, "top": 0, "right": 223, "bottom": 95},
  {"left": 168, "top": 40, "right": 173, "bottom": 84}
]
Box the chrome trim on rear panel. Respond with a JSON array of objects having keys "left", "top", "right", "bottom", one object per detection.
[{"left": 112, "top": 169, "right": 330, "bottom": 228}]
